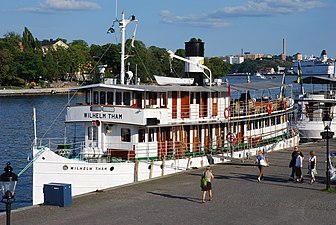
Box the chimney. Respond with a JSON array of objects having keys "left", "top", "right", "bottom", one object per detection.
[
  {"left": 185, "top": 40, "right": 205, "bottom": 86},
  {"left": 281, "top": 38, "right": 286, "bottom": 61}
]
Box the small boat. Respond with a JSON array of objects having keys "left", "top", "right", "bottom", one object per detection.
[
  {"left": 28, "top": 9, "right": 299, "bottom": 205},
  {"left": 255, "top": 72, "right": 266, "bottom": 79},
  {"left": 154, "top": 75, "right": 194, "bottom": 85},
  {"left": 296, "top": 76, "right": 336, "bottom": 140}
]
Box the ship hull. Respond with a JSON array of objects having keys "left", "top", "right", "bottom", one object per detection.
[{"left": 32, "top": 136, "right": 298, "bottom": 205}]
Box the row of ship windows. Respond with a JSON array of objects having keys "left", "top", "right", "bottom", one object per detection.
[
  {"left": 87, "top": 114, "right": 286, "bottom": 143},
  {"left": 88, "top": 127, "right": 155, "bottom": 143}
]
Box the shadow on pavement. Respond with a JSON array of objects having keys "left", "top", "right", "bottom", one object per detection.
[{"left": 147, "top": 191, "right": 200, "bottom": 203}]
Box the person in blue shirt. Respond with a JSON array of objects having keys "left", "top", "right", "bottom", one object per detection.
[{"left": 256, "top": 150, "right": 268, "bottom": 182}]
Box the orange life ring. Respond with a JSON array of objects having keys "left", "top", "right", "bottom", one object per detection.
[
  {"left": 267, "top": 104, "right": 273, "bottom": 114},
  {"left": 224, "top": 107, "right": 230, "bottom": 119},
  {"left": 226, "top": 132, "right": 237, "bottom": 143}
]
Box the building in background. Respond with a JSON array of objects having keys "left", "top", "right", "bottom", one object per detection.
[{"left": 41, "top": 39, "right": 69, "bottom": 55}]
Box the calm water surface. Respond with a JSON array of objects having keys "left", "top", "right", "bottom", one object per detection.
[{"left": 0, "top": 75, "right": 305, "bottom": 210}]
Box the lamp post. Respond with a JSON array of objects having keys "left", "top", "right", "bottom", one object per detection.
[
  {"left": 320, "top": 114, "right": 334, "bottom": 190},
  {"left": 0, "top": 162, "right": 18, "bottom": 225}
]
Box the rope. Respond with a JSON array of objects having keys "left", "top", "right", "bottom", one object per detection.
[{"left": 18, "top": 146, "right": 46, "bottom": 177}]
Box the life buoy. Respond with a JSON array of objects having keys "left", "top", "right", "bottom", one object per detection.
[
  {"left": 224, "top": 107, "right": 230, "bottom": 119},
  {"left": 226, "top": 132, "right": 237, "bottom": 143},
  {"left": 93, "top": 120, "right": 100, "bottom": 126},
  {"left": 267, "top": 104, "right": 273, "bottom": 114}
]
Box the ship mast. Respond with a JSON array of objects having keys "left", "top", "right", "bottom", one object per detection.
[{"left": 117, "top": 10, "right": 137, "bottom": 85}]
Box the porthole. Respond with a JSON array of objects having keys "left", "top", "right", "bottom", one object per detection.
[
  {"left": 110, "top": 166, "right": 115, "bottom": 171},
  {"left": 42, "top": 157, "right": 45, "bottom": 160},
  {"left": 63, "top": 165, "right": 68, "bottom": 170},
  {"left": 148, "top": 165, "right": 151, "bottom": 170}
]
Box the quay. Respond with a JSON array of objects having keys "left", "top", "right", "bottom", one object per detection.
[
  {"left": 1, "top": 140, "right": 336, "bottom": 225},
  {"left": 0, "top": 88, "right": 72, "bottom": 96}
]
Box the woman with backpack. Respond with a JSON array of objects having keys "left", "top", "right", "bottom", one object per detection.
[{"left": 201, "top": 166, "right": 214, "bottom": 203}]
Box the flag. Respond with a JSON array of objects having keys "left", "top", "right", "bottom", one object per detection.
[
  {"left": 281, "top": 85, "right": 286, "bottom": 98},
  {"left": 297, "top": 61, "right": 302, "bottom": 84},
  {"left": 280, "top": 73, "right": 286, "bottom": 98},
  {"left": 297, "top": 61, "right": 305, "bottom": 95}
]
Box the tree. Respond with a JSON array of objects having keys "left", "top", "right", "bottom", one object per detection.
[
  {"left": 43, "top": 51, "right": 59, "bottom": 82},
  {"left": 205, "top": 57, "right": 231, "bottom": 77},
  {"left": 22, "top": 27, "right": 37, "bottom": 50},
  {"left": 17, "top": 50, "right": 43, "bottom": 83},
  {"left": 168, "top": 49, "right": 185, "bottom": 78},
  {"left": 68, "top": 40, "right": 91, "bottom": 81}
]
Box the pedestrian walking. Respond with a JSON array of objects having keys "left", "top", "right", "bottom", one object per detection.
[
  {"left": 255, "top": 150, "right": 268, "bottom": 182},
  {"left": 289, "top": 146, "right": 304, "bottom": 180},
  {"left": 201, "top": 166, "right": 214, "bottom": 203},
  {"left": 295, "top": 151, "right": 303, "bottom": 183},
  {"left": 308, "top": 150, "right": 317, "bottom": 184}
]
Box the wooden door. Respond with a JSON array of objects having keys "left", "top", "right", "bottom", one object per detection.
[
  {"left": 212, "top": 92, "right": 218, "bottom": 116},
  {"left": 181, "top": 92, "right": 190, "bottom": 118},
  {"left": 172, "top": 92, "right": 178, "bottom": 119}
]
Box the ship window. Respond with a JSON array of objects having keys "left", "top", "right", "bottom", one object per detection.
[
  {"left": 123, "top": 92, "right": 131, "bottom": 106},
  {"left": 107, "top": 92, "right": 114, "bottom": 104},
  {"left": 116, "top": 92, "right": 122, "bottom": 105},
  {"left": 265, "top": 118, "right": 269, "bottom": 127},
  {"left": 147, "top": 92, "right": 157, "bottom": 106},
  {"left": 138, "top": 129, "right": 145, "bottom": 142},
  {"left": 271, "top": 117, "right": 275, "bottom": 126},
  {"left": 88, "top": 126, "right": 98, "bottom": 141},
  {"left": 148, "top": 128, "right": 155, "bottom": 142},
  {"left": 121, "top": 128, "right": 131, "bottom": 142},
  {"left": 93, "top": 91, "right": 99, "bottom": 104},
  {"left": 85, "top": 91, "right": 91, "bottom": 104},
  {"left": 160, "top": 92, "right": 167, "bottom": 108},
  {"left": 100, "top": 92, "right": 106, "bottom": 105}
]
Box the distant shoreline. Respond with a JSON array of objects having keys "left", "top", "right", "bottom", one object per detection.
[{"left": 0, "top": 88, "right": 73, "bottom": 97}]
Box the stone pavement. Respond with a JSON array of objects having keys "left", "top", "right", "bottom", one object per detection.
[{"left": 1, "top": 140, "right": 336, "bottom": 225}]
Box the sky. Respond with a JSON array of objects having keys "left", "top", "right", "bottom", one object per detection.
[{"left": 1, "top": 0, "right": 335, "bottom": 58}]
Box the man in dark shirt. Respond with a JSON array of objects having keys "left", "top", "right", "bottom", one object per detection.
[{"left": 289, "top": 146, "right": 304, "bottom": 180}]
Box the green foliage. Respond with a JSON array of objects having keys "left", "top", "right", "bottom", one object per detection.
[
  {"left": 205, "top": 57, "right": 231, "bottom": 77},
  {"left": 22, "top": 27, "right": 38, "bottom": 50},
  {"left": 0, "top": 27, "right": 294, "bottom": 86},
  {"left": 190, "top": 38, "right": 203, "bottom": 42},
  {"left": 230, "top": 58, "right": 293, "bottom": 74},
  {"left": 169, "top": 49, "right": 185, "bottom": 77}
]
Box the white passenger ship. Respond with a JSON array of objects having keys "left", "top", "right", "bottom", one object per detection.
[
  {"left": 293, "top": 50, "right": 335, "bottom": 77},
  {"left": 30, "top": 10, "right": 299, "bottom": 205},
  {"left": 296, "top": 76, "right": 336, "bottom": 140}
]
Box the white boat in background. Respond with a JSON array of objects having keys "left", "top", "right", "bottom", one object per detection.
[
  {"left": 296, "top": 76, "right": 336, "bottom": 140},
  {"left": 28, "top": 9, "right": 299, "bottom": 205},
  {"left": 254, "top": 72, "right": 266, "bottom": 79},
  {"left": 293, "top": 50, "right": 336, "bottom": 77}
]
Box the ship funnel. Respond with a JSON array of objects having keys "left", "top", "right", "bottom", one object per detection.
[
  {"left": 321, "top": 50, "right": 327, "bottom": 62},
  {"left": 185, "top": 40, "right": 205, "bottom": 86}
]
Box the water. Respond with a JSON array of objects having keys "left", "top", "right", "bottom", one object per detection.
[
  {"left": 0, "top": 74, "right": 304, "bottom": 211},
  {"left": 0, "top": 95, "right": 76, "bottom": 211}
]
